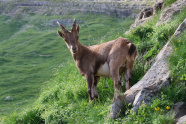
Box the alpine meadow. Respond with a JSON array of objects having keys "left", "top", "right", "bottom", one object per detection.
[{"left": 0, "top": 0, "right": 186, "bottom": 123}]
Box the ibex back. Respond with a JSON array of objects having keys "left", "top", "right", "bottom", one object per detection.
[{"left": 57, "top": 20, "right": 137, "bottom": 101}]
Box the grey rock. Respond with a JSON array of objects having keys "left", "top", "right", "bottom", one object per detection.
[
  {"left": 130, "top": 0, "right": 164, "bottom": 29},
  {"left": 109, "top": 97, "right": 124, "bottom": 119},
  {"left": 173, "top": 102, "right": 186, "bottom": 119},
  {"left": 153, "top": 0, "right": 164, "bottom": 15},
  {"left": 5, "top": 96, "right": 13, "bottom": 101},
  {"left": 173, "top": 18, "right": 186, "bottom": 36},
  {"left": 176, "top": 115, "right": 186, "bottom": 124},
  {"left": 157, "top": 0, "right": 186, "bottom": 26}
]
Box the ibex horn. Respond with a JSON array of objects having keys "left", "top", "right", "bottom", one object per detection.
[
  {"left": 72, "top": 18, "right": 77, "bottom": 31},
  {"left": 57, "top": 21, "right": 68, "bottom": 33}
]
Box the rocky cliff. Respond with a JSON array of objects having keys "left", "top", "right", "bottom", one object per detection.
[{"left": 0, "top": 0, "right": 155, "bottom": 18}]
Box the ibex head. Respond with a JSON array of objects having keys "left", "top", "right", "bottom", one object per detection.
[{"left": 57, "top": 19, "right": 80, "bottom": 54}]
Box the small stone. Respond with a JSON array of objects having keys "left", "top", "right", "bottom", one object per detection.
[{"left": 5, "top": 96, "right": 13, "bottom": 101}]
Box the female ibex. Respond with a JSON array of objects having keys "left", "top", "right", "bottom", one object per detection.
[{"left": 57, "top": 20, "right": 137, "bottom": 101}]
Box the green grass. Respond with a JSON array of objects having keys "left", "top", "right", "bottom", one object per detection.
[
  {"left": 0, "top": 15, "right": 27, "bottom": 42},
  {"left": 169, "top": 31, "right": 186, "bottom": 103},
  {"left": 2, "top": 62, "right": 115, "bottom": 123}
]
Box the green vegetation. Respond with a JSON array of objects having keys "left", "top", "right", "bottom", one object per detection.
[
  {"left": 170, "top": 32, "right": 186, "bottom": 85},
  {"left": 169, "top": 31, "right": 186, "bottom": 103},
  {"left": 1, "top": 1, "right": 186, "bottom": 124},
  {"left": 122, "top": 96, "right": 175, "bottom": 124}
]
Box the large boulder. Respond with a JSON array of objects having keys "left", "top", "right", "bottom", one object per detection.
[
  {"left": 129, "top": 0, "right": 164, "bottom": 30},
  {"left": 157, "top": 0, "right": 186, "bottom": 26},
  {"left": 129, "top": 7, "right": 153, "bottom": 29}
]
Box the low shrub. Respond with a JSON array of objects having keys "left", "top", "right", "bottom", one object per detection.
[{"left": 132, "top": 26, "right": 154, "bottom": 40}]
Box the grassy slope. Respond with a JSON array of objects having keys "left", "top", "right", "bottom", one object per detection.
[
  {"left": 0, "top": 12, "right": 134, "bottom": 119},
  {"left": 1, "top": 1, "right": 186, "bottom": 124},
  {"left": 0, "top": 14, "right": 68, "bottom": 117}
]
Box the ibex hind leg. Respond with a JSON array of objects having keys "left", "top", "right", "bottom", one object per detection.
[
  {"left": 125, "top": 61, "right": 134, "bottom": 90},
  {"left": 110, "top": 64, "right": 122, "bottom": 102}
]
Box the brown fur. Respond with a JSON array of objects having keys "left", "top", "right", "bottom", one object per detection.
[{"left": 57, "top": 20, "right": 137, "bottom": 101}]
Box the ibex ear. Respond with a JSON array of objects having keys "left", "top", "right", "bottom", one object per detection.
[
  {"left": 77, "top": 24, "right": 80, "bottom": 33},
  {"left": 57, "top": 30, "right": 65, "bottom": 38}
]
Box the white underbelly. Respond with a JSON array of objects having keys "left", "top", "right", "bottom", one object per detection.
[{"left": 96, "top": 62, "right": 110, "bottom": 77}]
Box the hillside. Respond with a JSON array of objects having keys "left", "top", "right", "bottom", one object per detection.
[{"left": 1, "top": 0, "right": 186, "bottom": 123}]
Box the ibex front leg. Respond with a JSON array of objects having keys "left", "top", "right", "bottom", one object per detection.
[
  {"left": 94, "top": 76, "right": 100, "bottom": 99},
  {"left": 85, "top": 72, "right": 95, "bottom": 101}
]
